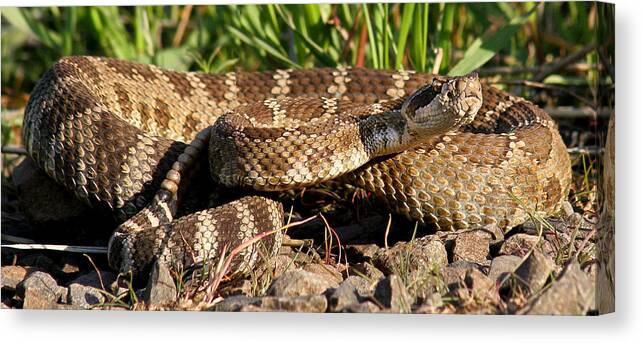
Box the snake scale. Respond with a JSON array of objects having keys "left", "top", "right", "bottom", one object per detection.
[{"left": 23, "top": 56, "right": 572, "bottom": 276}]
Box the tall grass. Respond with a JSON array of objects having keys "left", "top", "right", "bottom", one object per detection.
[{"left": 1, "top": 2, "right": 598, "bottom": 98}]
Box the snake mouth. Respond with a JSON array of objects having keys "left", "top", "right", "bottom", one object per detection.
[{"left": 401, "top": 73, "right": 483, "bottom": 135}]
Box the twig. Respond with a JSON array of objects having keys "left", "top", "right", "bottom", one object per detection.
[
  {"left": 1, "top": 243, "right": 107, "bottom": 254},
  {"left": 1, "top": 233, "right": 36, "bottom": 244},
  {"left": 1, "top": 146, "right": 27, "bottom": 155},
  {"left": 491, "top": 79, "right": 594, "bottom": 107},
  {"left": 83, "top": 253, "right": 107, "bottom": 292},
  {"left": 532, "top": 43, "right": 598, "bottom": 82},
  {"left": 567, "top": 146, "right": 604, "bottom": 155},
  {"left": 478, "top": 63, "right": 597, "bottom": 77},
  {"left": 544, "top": 106, "right": 610, "bottom": 119}
]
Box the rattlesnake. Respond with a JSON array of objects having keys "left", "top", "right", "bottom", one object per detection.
[{"left": 23, "top": 56, "right": 572, "bottom": 276}]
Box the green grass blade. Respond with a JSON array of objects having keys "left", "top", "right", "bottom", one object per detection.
[
  {"left": 362, "top": 4, "right": 378, "bottom": 68},
  {"left": 395, "top": 3, "right": 415, "bottom": 69},
  {"left": 448, "top": 5, "right": 538, "bottom": 76}
]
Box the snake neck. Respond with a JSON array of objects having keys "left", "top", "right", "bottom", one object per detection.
[{"left": 358, "top": 110, "right": 418, "bottom": 158}]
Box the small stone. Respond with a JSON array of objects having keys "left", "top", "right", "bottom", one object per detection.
[
  {"left": 440, "top": 261, "right": 485, "bottom": 292},
  {"left": 464, "top": 269, "right": 499, "bottom": 302},
  {"left": 482, "top": 224, "right": 505, "bottom": 245},
  {"left": 341, "top": 275, "right": 372, "bottom": 297},
  {"left": 255, "top": 295, "right": 327, "bottom": 312},
  {"left": 345, "top": 301, "right": 381, "bottom": 313},
  {"left": 267, "top": 269, "right": 338, "bottom": 297},
  {"left": 58, "top": 255, "right": 83, "bottom": 275},
  {"left": 349, "top": 262, "right": 385, "bottom": 284},
  {"left": 499, "top": 233, "right": 553, "bottom": 257},
  {"left": 219, "top": 279, "right": 253, "bottom": 297},
  {"left": 520, "top": 261, "right": 594, "bottom": 315},
  {"left": 69, "top": 271, "right": 116, "bottom": 289},
  {"left": 327, "top": 280, "right": 360, "bottom": 312},
  {"left": 2, "top": 265, "right": 29, "bottom": 291},
  {"left": 143, "top": 261, "right": 177, "bottom": 306},
  {"left": 302, "top": 263, "right": 343, "bottom": 284},
  {"left": 17, "top": 271, "right": 66, "bottom": 309},
  {"left": 514, "top": 250, "right": 555, "bottom": 294},
  {"left": 488, "top": 255, "right": 523, "bottom": 281},
  {"left": 373, "top": 274, "right": 413, "bottom": 313},
  {"left": 561, "top": 201, "right": 575, "bottom": 218},
  {"left": 452, "top": 229, "right": 491, "bottom": 263},
  {"left": 271, "top": 254, "right": 296, "bottom": 279},
  {"left": 345, "top": 244, "right": 380, "bottom": 260},
  {"left": 68, "top": 283, "right": 104, "bottom": 309},
  {"left": 373, "top": 236, "right": 448, "bottom": 275},
  {"left": 215, "top": 295, "right": 260, "bottom": 312}
]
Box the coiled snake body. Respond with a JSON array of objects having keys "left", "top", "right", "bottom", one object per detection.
[{"left": 23, "top": 56, "right": 571, "bottom": 275}]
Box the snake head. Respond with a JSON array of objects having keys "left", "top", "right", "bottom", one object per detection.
[{"left": 401, "top": 73, "right": 483, "bottom": 137}]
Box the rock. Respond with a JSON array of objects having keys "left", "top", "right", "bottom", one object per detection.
[
  {"left": 257, "top": 295, "right": 327, "bottom": 312},
  {"left": 415, "top": 292, "right": 444, "bottom": 313},
  {"left": 219, "top": 279, "right": 253, "bottom": 297},
  {"left": 302, "top": 263, "right": 343, "bottom": 284},
  {"left": 499, "top": 233, "right": 553, "bottom": 257},
  {"left": 2, "top": 265, "right": 29, "bottom": 291},
  {"left": 488, "top": 255, "right": 523, "bottom": 282},
  {"left": 514, "top": 250, "right": 555, "bottom": 294},
  {"left": 349, "top": 262, "right": 384, "bottom": 284},
  {"left": 373, "top": 236, "right": 448, "bottom": 275},
  {"left": 482, "top": 224, "right": 505, "bottom": 245},
  {"left": 440, "top": 261, "right": 485, "bottom": 292},
  {"left": 345, "top": 244, "right": 380, "bottom": 261},
  {"left": 12, "top": 157, "right": 92, "bottom": 224},
  {"left": 344, "top": 301, "right": 381, "bottom": 313},
  {"left": 17, "top": 271, "right": 66, "bottom": 309},
  {"left": 327, "top": 280, "right": 360, "bottom": 312},
  {"left": 464, "top": 269, "right": 498, "bottom": 302},
  {"left": 520, "top": 261, "right": 595, "bottom": 315},
  {"left": 341, "top": 275, "right": 372, "bottom": 297},
  {"left": 68, "top": 283, "right": 104, "bottom": 309},
  {"left": 266, "top": 269, "right": 338, "bottom": 297},
  {"left": 373, "top": 274, "right": 413, "bottom": 313},
  {"left": 69, "top": 271, "right": 116, "bottom": 290},
  {"left": 215, "top": 295, "right": 260, "bottom": 312},
  {"left": 142, "top": 261, "right": 177, "bottom": 306},
  {"left": 58, "top": 255, "right": 83, "bottom": 275},
  {"left": 452, "top": 229, "right": 491, "bottom": 263},
  {"left": 270, "top": 254, "right": 296, "bottom": 279}
]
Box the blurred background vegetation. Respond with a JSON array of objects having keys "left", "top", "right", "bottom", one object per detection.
[
  {"left": 0, "top": 2, "right": 614, "bottom": 214},
  {"left": 1, "top": 2, "right": 606, "bottom": 97}
]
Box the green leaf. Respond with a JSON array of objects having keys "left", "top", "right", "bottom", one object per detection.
[
  {"left": 154, "top": 47, "right": 192, "bottom": 71},
  {"left": 448, "top": 5, "right": 538, "bottom": 76}
]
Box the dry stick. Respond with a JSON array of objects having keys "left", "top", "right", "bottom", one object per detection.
[
  {"left": 543, "top": 106, "right": 609, "bottom": 119},
  {"left": 532, "top": 43, "right": 598, "bottom": 82},
  {"left": 478, "top": 63, "right": 597, "bottom": 77},
  {"left": 491, "top": 79, "right": 594, "bottom": 108},
  {"left": 1, "top": 233, "right": 36, "bottom": 244},
  {"left": 1, "top": 146, "right": 27, "bottom": 155},
  {"left": 83, "top": 253, "right": 107, "bottom": 292},
  {"left": 171, "top": 5, "right": 193, "bottom": 47},
  {"left": 0, "top": 243, "right": 107, "bottom": 254}
]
